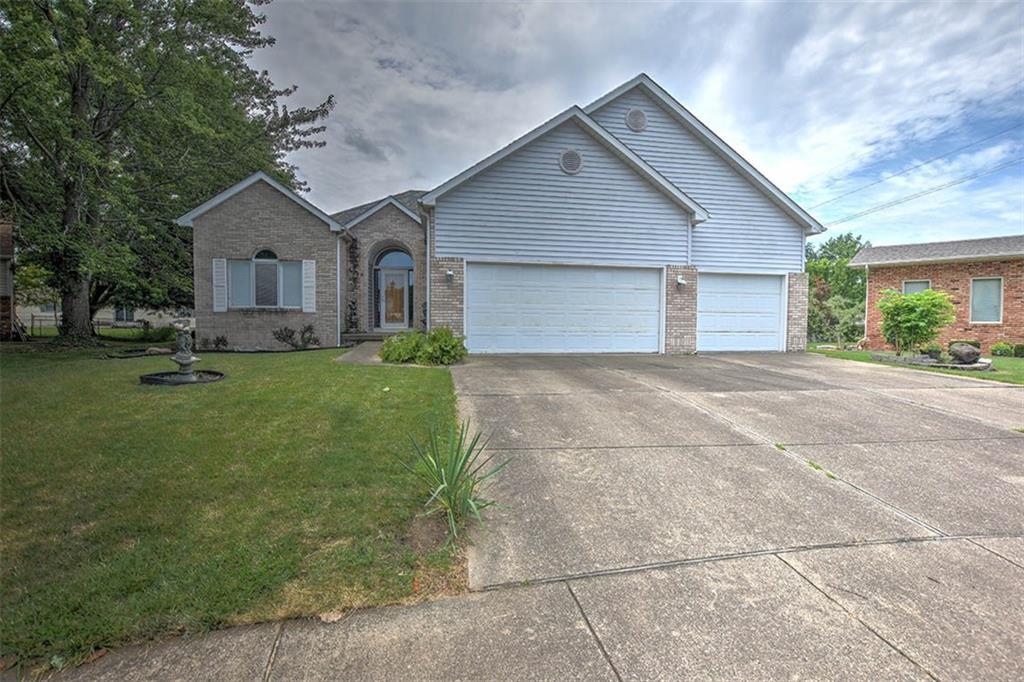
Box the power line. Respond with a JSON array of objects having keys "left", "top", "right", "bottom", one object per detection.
[
  {"left": 814, "top": 78, "right": 1023, "bottom": 180},
  {"left": 811, "top": 121, "right": 1024, "bottom": 208},
  {"left": 824, "top": 157, "right": 1023, "bottom": 227}
]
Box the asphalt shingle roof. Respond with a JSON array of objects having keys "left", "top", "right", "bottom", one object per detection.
[
  {"left": 330, "top": 190, "right": 427, "bottom": 226},
  {"left": 849, "top": 234, "right": 1024, "bottom": 266}
]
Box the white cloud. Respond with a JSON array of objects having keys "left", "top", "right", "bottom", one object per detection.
[{"left": 248, "top": 0, "right": 1023, "bottom": 242}]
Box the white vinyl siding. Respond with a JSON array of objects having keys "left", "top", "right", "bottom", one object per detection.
[
  {"left": 592, "top": 90, "right": 805, "bottom": 274},
  {"left": 466, "top": 263, "right": 661, "bottom": 353},
  {"left": 434, "top": 120, "right": 689, "bottom": 266},
  {"left": 697, "top": 274, "right": 785, "bottom": 351},
  {"left": 903, "top": 280, "right": 930, "bottom": 294},
  {"left": 970, "top": 278, "right": 1002, "bottom": 323}
]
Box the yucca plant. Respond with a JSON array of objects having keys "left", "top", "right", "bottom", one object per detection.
[{"left": 403, "top": 421, "right": 508, "bottom": 541}]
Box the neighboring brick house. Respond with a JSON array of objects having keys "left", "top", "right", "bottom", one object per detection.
[
  {"left": 177, "top": 74, "right": 823, "bottom": 352},
  {"left": 1, "top": 217, "right": 13, "bottom": 339},
  {"left": 850, "top": 235, "right": 1024, "bottom": 353}
]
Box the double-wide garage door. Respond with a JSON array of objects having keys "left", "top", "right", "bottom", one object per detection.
[
  {"left": 697, "top": 273, "right": 784, "bottom": 351},
  {"left": 466, "top": 263, "right": 661, "bottom": 353}
]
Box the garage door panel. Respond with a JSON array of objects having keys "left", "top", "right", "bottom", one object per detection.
[
  {"left": 698, "top": 274, "right": 784, "bottom": 352},
  {"left": 466, "top": 263, "right": 661, "bottom": 353}
]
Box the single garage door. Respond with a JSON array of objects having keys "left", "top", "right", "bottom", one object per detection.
[
  {"left": 465, "top": 263, "right": 661, "bottom": 353},
  {"left": 697, "top": 273, "right": 784, "bottom": 351}
]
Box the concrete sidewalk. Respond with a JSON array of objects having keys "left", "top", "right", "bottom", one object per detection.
[{"left": 61, "top": 537, "right": 1024, "bottom": 681}]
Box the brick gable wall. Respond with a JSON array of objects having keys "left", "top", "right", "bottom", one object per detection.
[
  {"left": 192, "top": 181, "right": 340, "bottom": 350},
  {"left": 865, "top": 258, "right": 1023, "bottom": 352}
]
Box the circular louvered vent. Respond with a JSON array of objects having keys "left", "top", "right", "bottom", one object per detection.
[
  {"left": 559, "top": 148, "right": 583, "bottom": 175},
  {"left": 625, "top": 107, "right": 648, "bottom": 132}
]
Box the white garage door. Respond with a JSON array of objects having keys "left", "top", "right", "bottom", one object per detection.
[
  {"left": 697, "top": 274, "right": 784, "bottom": 351},
  {"left": 466, "top": 263, "right": 661, "bottom": 353}
]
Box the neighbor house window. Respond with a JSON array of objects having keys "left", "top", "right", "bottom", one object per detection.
[
  {"left": 970, "top": 277, "right": 1002, "bottom": 323},
  {"left": 228, "top": 250, "right": 302, "bottom": 309},
  {"left": 902, "top": 280, "right": 930, "bottom": 294},
  {"left": 115, "top": 307, "right": 135, "bottom": 322}
]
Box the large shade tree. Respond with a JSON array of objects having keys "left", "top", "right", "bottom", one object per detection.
[
  {"left": 0, "top": 0, "right": 334, "bottom": 341},
  {"left": 805, "top": 232, "right": 867, "bottom": 343}
]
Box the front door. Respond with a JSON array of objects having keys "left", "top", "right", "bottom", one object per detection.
[{"left": 380, "top": 269, "right": 408, "bottom": 328}]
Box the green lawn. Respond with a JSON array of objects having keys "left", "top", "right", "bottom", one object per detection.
[
  {"left": 809, "top": 346, "right": 1024, "bottom": 385},
  {"left": 0, "top": 347, "right": 459, "bottom": 668}
]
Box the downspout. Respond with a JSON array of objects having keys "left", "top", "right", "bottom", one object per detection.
[
  {"left": 423, "top": 207, "right": 431, "bottom": 331},
  {"left": 863, "top": 265, "right": 869, "bottom": 341},
  {"left": 336, "top": 234, "right": 342, "bottom": 347}
]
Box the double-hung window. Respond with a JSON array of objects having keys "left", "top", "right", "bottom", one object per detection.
[
  {"left": 970, "top": 277, "right": 1002, "bottom": 323},
  {"left": 228, "top": 250, "right": 303, "bottom": 309},
  {"left": 902, "top": 280, "right": 930, "bottom": 294}
]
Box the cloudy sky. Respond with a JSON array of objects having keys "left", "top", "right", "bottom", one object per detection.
[{"left": 248, "top": 0, "right": 1023, "bottom": 247}]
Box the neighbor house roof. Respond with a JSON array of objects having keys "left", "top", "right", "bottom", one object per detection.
[
  {"left": 175, "top": 171, "right": 343, "bottom": 232},
  {"left": 330, "top": 190, "right": 426, "bottom": 228},
  {"left": 849, "top": 234, "right": 1024, "bottom": 266},
  {"left": 584, "top": 73, "right": 825, "bottom": 235},
  {"left": 420, "top": 106, "right": 710, "bottom": 222}
]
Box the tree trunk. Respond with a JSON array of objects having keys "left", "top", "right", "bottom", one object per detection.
[{"left": 59, "top": 276, "right": 93, "bottom": 341}]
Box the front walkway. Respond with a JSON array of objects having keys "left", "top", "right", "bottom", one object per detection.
[{"left": 60, "top": 353, "right": 1024, "bottom": 680}]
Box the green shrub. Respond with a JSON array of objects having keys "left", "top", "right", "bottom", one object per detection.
[
  {"left": 401, "top": 421, "right": 508, "bottom": 540},
  {"left": 991, "top": 342, "right": 1013, "bottom": 357},
  {"left": 877, "top": 289, "right": 955, "bottom": 354},
  {"left": 379, "top": 331, "right": 426, "bottom": 363},
  {"left": 380, "top": 328, "right": 468, "bottom": 365},
  {"left": 1013, "top": 343, "right": 1024, "bottom": 358},
  {"left": 948, "top": 339, "right": 981, "bottom": 350},
  {"left": 921, "top": 342, "right": 942, "bottom": 360},
  {"left": 137, "top": 325, "right": 176, "bottom": 343},
  {"left": 272, "top": 324, "right": 320, "bottom": 350},
  {"left": 416, "top": 328, "right": 468, "bottom": 365}
]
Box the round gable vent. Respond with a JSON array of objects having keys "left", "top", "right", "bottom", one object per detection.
[
  {"left": 559, "top": 148, "right": 583, "bottom": 175},
  {"left": 625, "top": 107, "right": 648, "bottom": 132}
]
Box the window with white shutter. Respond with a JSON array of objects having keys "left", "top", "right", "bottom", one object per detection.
[{"left": 212, "top": 258, "right": 228, "bottom": 312}]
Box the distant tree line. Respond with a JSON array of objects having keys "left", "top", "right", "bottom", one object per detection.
[{"left": 0, "top": 0, "right": 334, "bottom": 342}]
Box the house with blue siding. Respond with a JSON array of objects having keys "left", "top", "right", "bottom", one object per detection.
[{"left": 177, "top": 74, "right": 824, "bottom": 352}]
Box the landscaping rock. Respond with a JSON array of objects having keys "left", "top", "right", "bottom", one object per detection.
[
  {"left": 147, "top": 347, "right": 173, "bottom": 355},
  {"left": 948, "top": 343, "right": 981, "bottom": 365}
]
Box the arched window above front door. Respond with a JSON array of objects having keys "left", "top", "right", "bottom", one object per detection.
[{"left": 375, "top": 249, "right": 413, "bottom": 269}]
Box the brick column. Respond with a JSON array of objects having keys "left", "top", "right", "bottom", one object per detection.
[
  {"left": 665, "top": 265, "right": 698, "bottom": 353},
  {"left": 786, "top": 272, "right": 809, "bottom": 352},
  {"left": 429, "top": 257, "right": 464, "bottom": 335}
]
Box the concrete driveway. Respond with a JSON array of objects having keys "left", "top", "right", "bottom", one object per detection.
[
  {"left": 66, "top": 352, "right": 1024, "bottom": 681},
  {"left": 452, "top": 352, "right": 1024, "bottom": 678}
]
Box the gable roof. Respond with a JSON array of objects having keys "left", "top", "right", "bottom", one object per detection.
[
  {"left": 174, "top": 171, "right": 342, "bottom": 232},
  {"left": 849, "top": 234, "right": 1024, "bottom": 267},
  {"left": 330, "top": 190, "right": 426, "bottom": 228},
  {"left": 420, "top": 106, "right": 709, "bottom": 222},
  {"left": 585, "top": 74, "right": 825, "bottom": 235}
]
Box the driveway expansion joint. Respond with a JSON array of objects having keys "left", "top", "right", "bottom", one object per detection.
[
  {"left": 967, "top": 538, "right": 1024, "bottom": 571},
  {"left": 262, "top": 621, "right": 285, "bottom": 682},
  {"left": 774, "top": 553, "right": 940, "bottom": 681},
  {"left": 565, "top": 582, "right": 623, "bottom": 682},
  {"left": 477, "top": 533, "right": 1022, "bottom": 592}
]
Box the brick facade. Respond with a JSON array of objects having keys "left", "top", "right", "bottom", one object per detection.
[
  {"left": 865, "top": 258, "right": 1023, "bottom": 352},
  {"left": 786, "top": 272, "right": 809, "bottom": 352},
  {"left": 665, "top": 265, "right": 697, "bottom": 353},
  {"left": 193, "top": 180, "right": 340, "bottom": 350},
  {"left": 346, "top": 203, "right": 426, "bottom": 332}
]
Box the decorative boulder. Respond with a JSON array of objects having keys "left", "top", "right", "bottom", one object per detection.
[{"left": 948, "top": 342, "right": 980, "bottom": 365}]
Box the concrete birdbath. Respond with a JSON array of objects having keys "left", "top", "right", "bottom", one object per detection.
[{"left": 139, "top": 320, "right": 224, "bottom": 385}]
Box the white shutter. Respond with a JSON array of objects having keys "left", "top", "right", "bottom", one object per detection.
[
  {"left": 302, "top": 260, "right": 316, "bottom": 313},
  {"left": 212, "top": 258, "right": 228, "bottom": 312}
]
